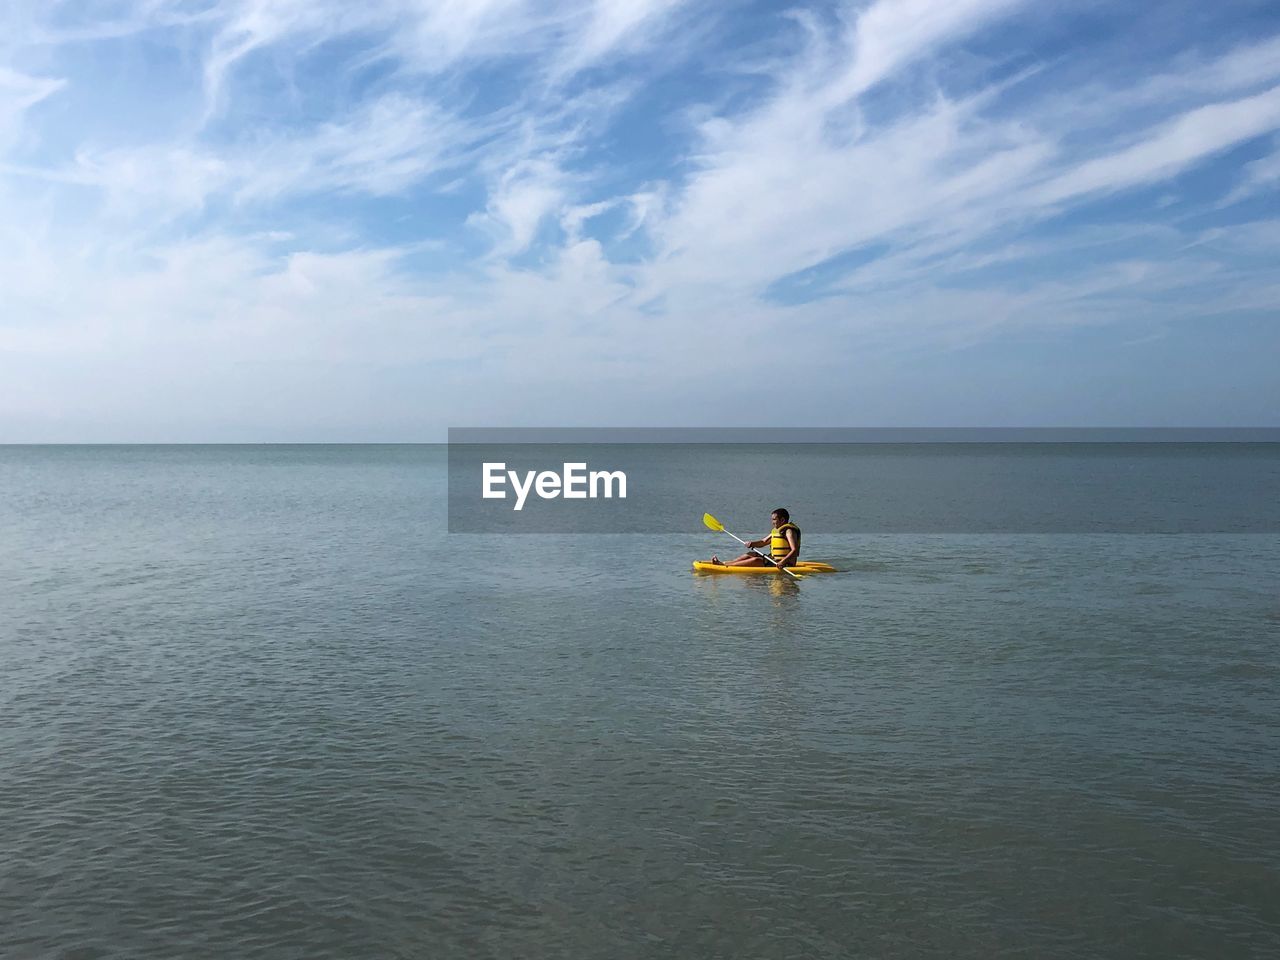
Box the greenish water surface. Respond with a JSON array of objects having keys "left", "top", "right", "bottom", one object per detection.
[{"left": 1, "top": 445, "right": 1277, "bottom": 958}]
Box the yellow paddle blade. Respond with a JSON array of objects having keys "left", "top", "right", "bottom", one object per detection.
[{"left": 702, "top": 513, "right": 724, "bottom": 532}]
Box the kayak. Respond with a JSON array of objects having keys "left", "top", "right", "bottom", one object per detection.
[{"left": 692, "top": 561, "right": 837, "bottom": 575}]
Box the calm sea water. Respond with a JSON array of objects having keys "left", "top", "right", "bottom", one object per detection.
[{"left": 2, "top": 445, "right": 1277, "bottom": 959}]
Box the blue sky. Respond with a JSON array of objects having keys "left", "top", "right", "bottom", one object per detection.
[{"left": 1, "top": 0, "right": 1278, "bottom": 440}]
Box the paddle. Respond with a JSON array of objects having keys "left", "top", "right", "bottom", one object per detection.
[{"left": 702, "top": 513, "right": 803, "bottom": 580}]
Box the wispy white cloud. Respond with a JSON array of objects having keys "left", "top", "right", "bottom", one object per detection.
[
  {"left": 0, "top": 65, "right": 65, "bottom": 148},
  {"left": 1219, "top": 136, "right": 1280, "bottom": 206},
  {"left": 628, "top": 4, "right": 1280, "bottom": 312},
  {"left": 4, "top": 92, "right": 477, "bottom": 223},
  {"left": 0, "top": 0, "right": 686, "bottom": 265},
  {"left": 824, "top": 0, "right": 1026, "bottom": 105},
  {"left": 549, "top": 0, "right": 689, "bottom": 79},
  {"left": 639, "top": 0, "right": 1053, "bottom": 293},
  {"left": 199, "top": 0, "right": 691, "bottom": 115},
  {"left": 1053, "top": 33, "right": 1280, "bottom": 127},
  {"left": 236, "top": 93, "right": 476, "bottom": 200},
  {"left": 469, "top": 157, "right": 566, "bottom": 256},
  {"left": 1036, "top": 85, "right": 1280, "bottom": 205},
  {"left": 201, "top": 0, "right": 383, "bottom": 117}
]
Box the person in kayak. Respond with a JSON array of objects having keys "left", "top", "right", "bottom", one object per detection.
[{"left": 709, "top": 509, "right": 801, "bottom": 567}]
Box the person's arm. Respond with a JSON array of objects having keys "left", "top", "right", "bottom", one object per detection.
[
  {"left": 775, "top": 529, "right": 799, "bottom": 566},
  {"left": 744, "top": 535, "right": 768, "bottom": 550}
]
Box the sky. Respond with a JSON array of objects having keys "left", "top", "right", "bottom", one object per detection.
[{"left": 1, "top": 0, "right": 1278, "bottom": 440}]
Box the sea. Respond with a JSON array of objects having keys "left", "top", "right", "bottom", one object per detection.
[{"left": 1, "top": 444, "right": 1277, "bottom": 959}]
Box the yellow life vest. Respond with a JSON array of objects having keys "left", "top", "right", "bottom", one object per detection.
[{"left": 770, "top": 522, "right": 801, "bottom": 559}]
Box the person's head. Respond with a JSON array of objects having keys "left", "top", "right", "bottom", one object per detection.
[{"left": 770, "top": 508, "right": 789, "bottom": 528}]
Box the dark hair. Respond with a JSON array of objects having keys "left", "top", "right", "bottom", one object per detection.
[{"left": 771, "top": 508, "right": 789, "bottom": 521}]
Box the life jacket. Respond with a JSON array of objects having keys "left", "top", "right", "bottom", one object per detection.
[{"left": 770, "top": 522, "right": 801, "bottom": 560}]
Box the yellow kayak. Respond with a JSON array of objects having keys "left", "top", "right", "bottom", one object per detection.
[{"left": 692, "top": 561, "right": 837, "bottom": 575}]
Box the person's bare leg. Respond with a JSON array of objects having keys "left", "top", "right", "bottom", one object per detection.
[{"left": 723, "top": 553, "right": 770, "bottom": 567}]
